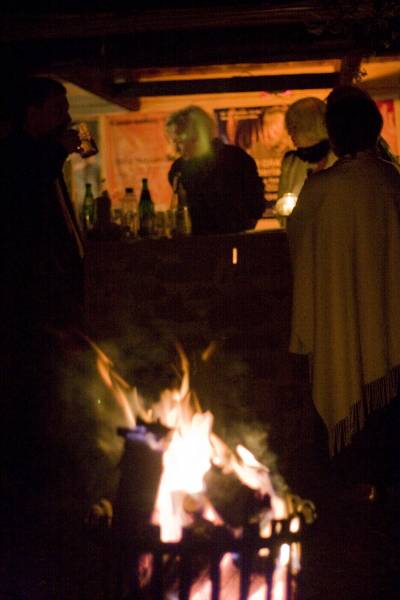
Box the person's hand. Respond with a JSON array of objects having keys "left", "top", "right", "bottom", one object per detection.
[{"left": 58, "top": 127, "right": 82, "bottom": 155}]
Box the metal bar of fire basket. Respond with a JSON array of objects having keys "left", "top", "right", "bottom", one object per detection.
[
  {"left": 264, "top": 553, "right": 275, "bottom": 600},
  {"left": 264, "top": 522, "right": 281, "bottom": 600},
  {"left": 239, "top": 525, "right": 256, "bottom": 600},
  {"left": 150, "top": 549, "right": 163, "bottom": 600},
  {"left": 287, "top": 551, "right": 292, "bottom": 600},
  {"left": 210, "top": 527, "right": 224, "bottom": 600},
  {"left": 179, "top": 531, "right": 193, "bottom": 600},
  {"left": 129, "top": 552, "right": 142, "bottom": 599}
]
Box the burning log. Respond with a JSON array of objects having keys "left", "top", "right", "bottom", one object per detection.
[{"left": 203, "top": 465, "right": 270, "bottom": 529}]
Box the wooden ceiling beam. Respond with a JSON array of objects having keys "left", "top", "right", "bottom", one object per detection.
[
  {"left": 111, "top": 72, "right": 340, "bottom": 97},
  {"left": 48, "top": 66, "right": 140, "bottom": 111},
  {"left": 0, "top": 3, "right": 382, "bottom": 43}
]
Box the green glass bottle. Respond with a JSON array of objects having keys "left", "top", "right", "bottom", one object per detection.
[
  {"left": 138, "top": 178, "right": 155, "bottom": 238},
  {"left": 81, "top": 182, "right": 95, "bottom": 234}
]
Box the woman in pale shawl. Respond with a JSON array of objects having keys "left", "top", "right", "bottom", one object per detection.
[{"left": 287, "top": 85, "right": 400, "bottom": 487}]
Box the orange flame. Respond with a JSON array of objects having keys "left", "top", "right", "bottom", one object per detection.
[{"left": 91, "top": 335, "right": 311, "bottom": 599}]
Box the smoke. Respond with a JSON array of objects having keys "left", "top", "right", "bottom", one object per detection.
[
  {"left": 43, "top": 330, "right": 126, "bottom": 506},
  {"left": 45, "top": 324, "right": 287, "bottom": 512}
]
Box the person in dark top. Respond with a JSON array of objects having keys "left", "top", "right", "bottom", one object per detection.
[
  {"left": 0, "top": 76, "right": 85, "bottom": 501},
  {"left": 166, "top": 105, "right": 265, "bottom": 234},
  {"left": 1, "top": 76, "right": 84, "bottom": 334},
  {"left": 0, "top": 77, "right": 101, "bottom": 598}
]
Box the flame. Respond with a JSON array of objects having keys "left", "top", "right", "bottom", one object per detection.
[
  {"left": 91, "top": 335, "right": 310, "bottom": 599},
  {"left": 152, "top": 411, "right": 214, "bottom": 542},
  {"left": 87, "top": 334, "right": 153, "bottom": 427}
]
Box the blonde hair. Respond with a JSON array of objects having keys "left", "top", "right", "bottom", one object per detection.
[
  {"left": 166, "top": 105, "right": 217, "bottom": 140},
  {"left": 285, "top": 97, "right": 328, "bottom": 145}
]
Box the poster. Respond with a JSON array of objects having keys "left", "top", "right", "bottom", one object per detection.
[
  {"left": 376, "top": 99, "right": 398, "bottom": 155},
  {"left": 102, "top": 112, "right": 173, "bottom": 210},
  {"left": 214, "top": 106, "right": 293, "bottom": 204},
  {"left": 68, "top": 119, "right": 101, "bottom": 218}
]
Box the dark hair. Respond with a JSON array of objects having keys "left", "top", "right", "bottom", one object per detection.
[
  {"left": 325, "top": 85, "right": 382, "bottom": 156},
  {"left": 7, "top": 76, "right": 67, "bottom": 125}
]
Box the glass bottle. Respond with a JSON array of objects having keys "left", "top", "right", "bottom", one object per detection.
[
  {"left": 81, "top": 182, "right": 95, "bottom": 234},
  {"left": 121, "top": 186, "right": 138, "bottom": 237},
  {"left": 138, "top": 178, "right": 155, "bottom": 238},
  {"left": 95, "top": 185, "right": 112, "bottom": 233}
]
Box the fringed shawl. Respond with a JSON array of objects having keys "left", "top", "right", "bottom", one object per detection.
[{"left": 288, "top": 153, "right": 400, "bottom": 454}]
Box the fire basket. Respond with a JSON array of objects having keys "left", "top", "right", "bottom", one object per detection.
[
  {"left": 85, "top": 336, "right": 316, "bottom": 600},
  {"left": 104, "top": 425, "right": 315, "bottom": 600}
]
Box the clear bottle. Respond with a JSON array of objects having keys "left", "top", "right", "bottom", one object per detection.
[
  {"left": 174, "top": 177, "right": 192, "bottom": 236},
  {"left": 81, "top": 182, "right": 95, "bottom": 234},
  {"left": 121, "top": 186, "right": 138, "bottom": 237},
  {"left": 138, "top": 178, "right": 155, "bottom": 238}
]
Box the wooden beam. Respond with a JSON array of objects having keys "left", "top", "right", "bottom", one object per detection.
[
  {"left": 0, "top": 3, "right": 379, "bottom": 43},
  {"left": 50, "top": 67, "right": 140, "bottom": 112},
  {"left": 112, "top": 72, "right": 340, "bottom": 97}
]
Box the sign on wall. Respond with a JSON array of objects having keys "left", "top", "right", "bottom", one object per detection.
[
  {"left": 102, "top": 112, "right": 173, "bottom": 210},
  {"left": 376, "top": 99, "right": 398, "bottom": 155},
  {"left": 214, "top": 106, "right": 293, "bottom": 204}
]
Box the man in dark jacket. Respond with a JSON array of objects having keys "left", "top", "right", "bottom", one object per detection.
[
  {"left": 1, "top": 76, "right": 84, "bottom": 334},
  {"left": 0, "top": 76, "right": 85, "bottom": 497},
  {"left": 0, "top": 76, "right": 98, "bottom": 599},
  {"left": 166, "top": 105, "right": 265, "bottom": 234}
]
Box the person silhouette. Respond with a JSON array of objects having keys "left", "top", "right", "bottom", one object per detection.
[{"left": 166, "top": 105, "right": 265, "bottom": 234}]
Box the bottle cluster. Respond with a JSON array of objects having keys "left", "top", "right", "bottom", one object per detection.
[{"left": 81, "top": 177, "right": 192, "bottom": 241}]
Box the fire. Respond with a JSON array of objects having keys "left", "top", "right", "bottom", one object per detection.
[
  {"left": 152, "top": 410, "right": 214, "bottom": 542},
  {"left": 92, "top": 335, "right": 314, "bottom": 599}
]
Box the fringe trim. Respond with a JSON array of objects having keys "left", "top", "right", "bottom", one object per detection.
[{"left": 330, "top": 365, "right": 400, "bottom": 456}]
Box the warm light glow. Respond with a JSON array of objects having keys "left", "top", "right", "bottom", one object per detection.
[
  {"left": 275, "top": 193, "right": 298, "bottom": 216},
  {"left": 289, "top": 516, "right": 301, "bottom": 533},
  {"left": 272, "top": 580, "right": 286, "bottom": 600},
  {"left": 260, "top": 520, "right": 272, "bottom": 538},
  {"left": 278, "top": 543, "right": 291, "bottom": 567},
  {"left": 274, "top": 522, "right": 283, "bottom": 534},
  {"left": 290, "top": 542, "right": 302, "bottom": 575},
  {"left": 248, "top": 586, "right": 267, "bottom": 600},
  {"left": 232, "top": 246, "right": 238, "bottom": 264}
]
